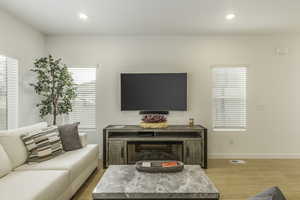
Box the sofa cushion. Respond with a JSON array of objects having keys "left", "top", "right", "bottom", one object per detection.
[
  {"left": 15, "top": 144, "right": 98, "bottom": 182},
  {"left": 0, "top": 170, "right": 69, "bottom": 200},
  {"left": 0, "top": 144, "right": 12, "bottom": 178},
  {"left": 21, "top": 126, "right": 63, "bottom": 162},
  {"left": 79, "top": 132, "right": 88, "bottom": 147},
  {"left": 0, "top": 122, "right": 48, "bottom": 168}
]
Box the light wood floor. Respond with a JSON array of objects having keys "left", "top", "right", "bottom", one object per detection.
[{"left": 72, "top": 159, "right": 300, "bottom": 200}]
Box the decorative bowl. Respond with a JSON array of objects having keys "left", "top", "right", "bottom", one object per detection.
[{"left": 140, "top": 122, "right": 168, "bottom": 129}]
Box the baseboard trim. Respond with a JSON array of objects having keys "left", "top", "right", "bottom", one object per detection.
[{"left": 208, "top": 153, "right": 300, "bottom": 159}]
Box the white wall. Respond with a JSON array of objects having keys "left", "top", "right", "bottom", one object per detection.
[
  {"left": 0, "top": 9, "right": 45, "bottom": 126},
  {"left": 46, "top": 35, "right": 300, "bottom": 158}
]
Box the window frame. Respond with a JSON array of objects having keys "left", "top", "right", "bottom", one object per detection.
[
  {"left": 0, "top": 55, "right": 19, "bottom": 130},
  {"left": 211, "top": 65, "right": 248, "bottom": 132},
  {"left": 68, "top": 66, "right": 97, "bottom": 131}
]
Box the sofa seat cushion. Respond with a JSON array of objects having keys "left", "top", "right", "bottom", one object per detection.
[
  {"left": 15, "top": 144, "right": 98, "bottom": 182},
  {"left": 0, "top": 144, "right": 12, "bottom": 178},
  {"left": 0, "top": 170, "right": 69, "bottom": 200},
  {"left": 0, "top": 122, "right": 48, "bottom": 168}
]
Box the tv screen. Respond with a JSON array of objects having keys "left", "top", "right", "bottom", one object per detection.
[{"left": 121, "top": 73, "right": 187, "bottom": 111}]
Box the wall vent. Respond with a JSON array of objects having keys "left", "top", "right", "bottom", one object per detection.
[{"left": 230, "top": 160, "right": 246, "bottom": 164}]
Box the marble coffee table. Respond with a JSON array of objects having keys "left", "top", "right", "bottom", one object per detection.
[{"left": 92, "top": 165, "right": 220, "bottom": 200}]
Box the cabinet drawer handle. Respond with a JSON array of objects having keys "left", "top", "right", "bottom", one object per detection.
[{"left": 121, "top": 147, "right": 124, "bottom": 158}]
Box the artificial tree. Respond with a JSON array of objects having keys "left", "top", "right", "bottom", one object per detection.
[{"left": 30, "top": 55, "right": 77, "bottom": 125}]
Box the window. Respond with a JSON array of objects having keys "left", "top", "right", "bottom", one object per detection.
[
  {"left": 212, "top": 67, "right": 247, "bottom": 131},
  {"left": 68, "top": 67, "right": 96, "bottom": 131},
  {"left": 0, "top": 55, "right": 18, "bottom": 130}
]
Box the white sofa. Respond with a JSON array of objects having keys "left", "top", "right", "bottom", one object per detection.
[{"left": 0, "top": 122, "right": 99, "bottom": 200}]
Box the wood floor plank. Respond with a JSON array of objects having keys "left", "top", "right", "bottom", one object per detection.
[{"left": 72, "top": 159, "right": 300, "bottom": 200}]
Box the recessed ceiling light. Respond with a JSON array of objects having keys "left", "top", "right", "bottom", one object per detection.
[
  {"left": 226, "top": 13, "right": 236, "bottom": 20},
  {"left": 78, "top": 12, "right": 88, "bottom": 20}
]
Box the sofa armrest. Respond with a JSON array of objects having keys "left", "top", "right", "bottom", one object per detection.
[{"left": 79, "top": 132, "right": 88, "bottom": 147}]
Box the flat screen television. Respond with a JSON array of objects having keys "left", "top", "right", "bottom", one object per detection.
[{"left": 121, "top": 73, "right": 187, "bottom": 111}]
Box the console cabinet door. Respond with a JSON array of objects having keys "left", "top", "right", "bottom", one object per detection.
[
  {"left": 184, "top": 140, "right": 202, "bottom": 164},
  {"left": 108, "top": 141, "right": 126, "bottom": 165}
]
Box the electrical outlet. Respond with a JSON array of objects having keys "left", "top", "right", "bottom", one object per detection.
[{"left": 275, "top": 47, "right": 289, "bottom": 55}]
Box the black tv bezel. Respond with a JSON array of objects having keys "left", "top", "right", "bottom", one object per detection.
[{"left": 120, "top": 73, "right": 187, "bottom": 111}]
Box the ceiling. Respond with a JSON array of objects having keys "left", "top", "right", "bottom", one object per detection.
[{"left": 1, "top": 0, "right": 300, "bottom": 35}]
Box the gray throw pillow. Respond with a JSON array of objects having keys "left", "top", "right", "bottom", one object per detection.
[
  {"left": 58, "top": 122, "right": 82, "bottom": 151},
  {"left": 248, "top": 187, "right": 286, "bottom": 200}
]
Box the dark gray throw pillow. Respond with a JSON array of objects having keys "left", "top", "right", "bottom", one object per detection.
[
  {"left": 248, "top": 187, "right": 286, "bottom": 200},
  {"left": 58, "top": 122, "right": 82, "bottom": 151}
]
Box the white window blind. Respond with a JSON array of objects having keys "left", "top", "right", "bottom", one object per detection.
[
  {"left": 68, "top": 68, "right": 96, "bottom": 130},
  {"left": 0, "top": 56, "right": 7, "bottom": 130},
  {"left": 0, "top": 55, "right": 18, "bottom": 130},
  {"left": 212, "top": 67, "right": 247, "bottom": 131}
]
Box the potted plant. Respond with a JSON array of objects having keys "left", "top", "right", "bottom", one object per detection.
[{"left": 30, "top": 55, "right": 77, "bottom": 125}]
